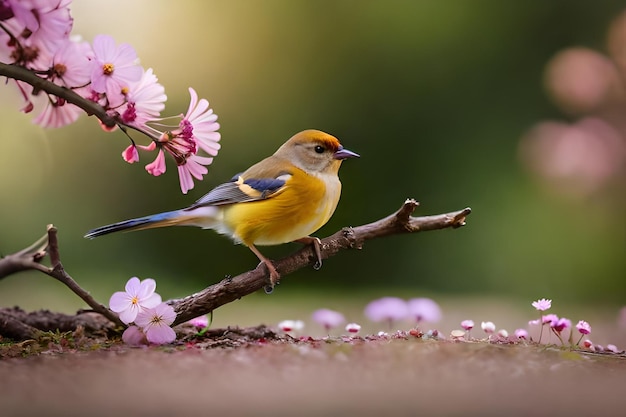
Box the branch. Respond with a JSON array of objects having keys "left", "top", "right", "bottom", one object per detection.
[
  {"left": 168, "top": 199, "right": 471, "bottom": 325},
  {"left": 0, "top": 225, "right": 124, "bottom": 327},
  {"left": 0, "top": 62, "right": 117, "bottom": 128}
]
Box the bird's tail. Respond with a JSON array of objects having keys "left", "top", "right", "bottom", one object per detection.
[{"left": 84, "top": 206, "right": 220, "bottom": 239}]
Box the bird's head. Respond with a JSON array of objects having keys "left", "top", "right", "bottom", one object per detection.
[{"left": 275, "top": 130, "right": 359, "bottom": 175}]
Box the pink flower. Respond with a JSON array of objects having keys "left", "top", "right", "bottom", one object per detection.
[
  {"left": 135, "top": 302, "right": 177, "bottom": 345},
  {"left": 345, "top": 323, "right": 361, "bottom": 334},
  {"left": 181, "top": 87, "right": 221, "bottom": 156},
  {"left": 122, "top": 325, "right": 147, "bottom": 346},
  {"left": 481, "top": 321, "right": 496, "bottom": 334},
  {"left": 364, "top": 297, "right": 409, "bottom": 326},
  {"left": 278, "top": 320, "right": 304, "bottom": 333},
  {"left": 311, "top": 309, "right": 346, "bottom": 331},
  {"left": 407, "top": 298, "right": 441, "bottom": 323},
  {"left": 51, "top": 39, "right": 93, "bottom": 88},
  {"left": 33, "top": 97, "right": 82, "bottom": 128},
  {"left": 90, "top": 34, "right": 142, "bottom": 107},
  {"left": 145, "top": 149, "right": 166, "bottom": 176},
  {"left": 187, "top": 315, "right": 209, "bottom": 329},
  {"left": 542, "top": 313, "right": 559, "bottom": 326},
  {"left": 576, "top": 320, "right": 591, "bottom": 335},
  {"left": 515, "top": 328, "right": 529, "bottom": 339},
  {"left": 121, "top": 68, "right": 167, "bottom": 125},
  {"left": 461, "top": 320, "right": 474, "bottom": 331},
  {"left": 109, "top": 277, "right": 162, "bottom": 324},
  {"left": 122, "top": 145, "right": 139, "bottom": 163},
  {"left": 532, "top": 298, "right": 552, "bottom": 311},
  {"left": 177, "top": 154, "right": 212, "bottom": 194},
  {"left": 552, "top": 317, "right": 571, "bottom": 333}
]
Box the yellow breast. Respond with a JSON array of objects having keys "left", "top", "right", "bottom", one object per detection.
[{"left": 222, "top": 168, "right": 341, "bottom": 246}]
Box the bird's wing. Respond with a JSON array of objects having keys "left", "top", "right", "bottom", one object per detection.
[{"left": 188, "top": 172, "right": 291, "bottom": 208}]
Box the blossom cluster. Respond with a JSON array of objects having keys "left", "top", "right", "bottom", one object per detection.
[
  {"left": 0, "top": 0, "right": 220, "bottom": 193},
  {"left": 109, "top": 277, "right": 177, "bottom": 345},
  {"left": 275, "top": 296, "right": 621, "bottom": 354}
]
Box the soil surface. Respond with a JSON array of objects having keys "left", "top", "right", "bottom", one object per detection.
[{"left": 1, "top": 326, "right": 625, "bottom": 417}]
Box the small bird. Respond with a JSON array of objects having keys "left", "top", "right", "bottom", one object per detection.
[{"left": 85, "top": 129, "right": 359, "bottom": 290}]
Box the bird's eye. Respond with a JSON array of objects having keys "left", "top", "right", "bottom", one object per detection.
[{"left": 314, "top": 145, "right": 325, "bottom": 154}]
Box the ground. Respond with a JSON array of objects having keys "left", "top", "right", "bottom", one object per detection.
[{"left": 1, "top": 327, "right": 625, "bottom": 417}]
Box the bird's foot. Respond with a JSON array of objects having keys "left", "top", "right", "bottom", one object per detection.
[
  {"left": 296, "top": 236, "right": 323, "bottom": 270},
  {"left": 262, "top": 260, "right": 281, "bottom": 294}
]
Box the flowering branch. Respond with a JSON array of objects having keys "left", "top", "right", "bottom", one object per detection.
[
  {"left": 168, "top": 199, "right": 471, "bottom": 325},
  {"left": 0, "top": 61, "right": 116, "bottom": 127}
]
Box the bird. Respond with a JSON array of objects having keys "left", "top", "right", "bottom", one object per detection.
[{"left": 85, "top": 129, "right": 359, "bottom": 290}]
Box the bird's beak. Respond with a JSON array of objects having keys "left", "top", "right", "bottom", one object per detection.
[{"left": 333, "top": 146, "right": 360, "bottom": 160}]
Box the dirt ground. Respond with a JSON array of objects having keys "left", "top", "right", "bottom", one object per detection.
[{"left": 2, "top": 334, "right": 625, "bottom": 417}]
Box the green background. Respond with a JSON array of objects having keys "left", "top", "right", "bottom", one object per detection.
[{"left": 1, "top": 1, "right": 624, "bottom": 317}]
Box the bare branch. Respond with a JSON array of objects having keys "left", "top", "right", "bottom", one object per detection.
[{"left": 169, "top": 199, "right": 471, "bottom": 324}]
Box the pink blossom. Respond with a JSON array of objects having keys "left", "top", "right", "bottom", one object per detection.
[
  {"left": 109, "top": 277, "right": 162, "bottom": 324},
  {"left": 606, "top": 344, "right": 620, "bottom": 353},
  {"left": 33, "top": 97, "right": 82, "bottom": 128},
  {"left": 145, "top": 149, "right": 166, "bottom": 176},
  {"left": 187, "top": 315, "right": 209, "bottom": 329},
  {"left": 345, "top": 323, "right": 361, "bottom": 334},
  {"left": 542, "top": 313, "right": 559, "bottom": 326},
  {"left": 122, "top": 325, "right": 147, "bottom": 346},
  {"left": 278, "top": 320, "right": 304, "bottom": 333},
  {"left": 181, "top": 87, "right": 221, "bottom": 156},
  {"left": 51, "top": 38, "right": 93, "bottom": 88},
  {"left": 552, "top": 317, "right": 571, "bottom": 333},
  {"left": 122, "top": 145, "right": 139, "bottom": 163},
  {"left": 364, "top": 297, "right": 409, "bottom": 326},
  {"left": 515, "top": 328, "right": 529, "bottom": 339},
  {"left": 576, "top": 320, "right": 591, "bottom": 335},
  {"left": 461, "top": 320, "right": 474, "bottom": 331},
  {"left": 90, "top": 34, "right": 142, "bottom": 107},
  {"left": 121, "top": 68, "right": 166, "bottom": 125},
  {"left": 23, "top": 0, "right": 73, "bottom": 67},
  {"left": 177, "top": 154, "right": 212, "bottom": 194},
  {"left": 532, "top": 298, "right": 552, "bottom": 311},
  {"left": 481, "top": 321, "right": 496, "bottom": 334},
  {"left": 135, "top": 302, "right": 177, "bottom": 345},
  {"left": 407, "top": 298, "right": 441, "bottom": 323},
  {"left": 311, "top": 309, "right": 346, "bottom": 331}
]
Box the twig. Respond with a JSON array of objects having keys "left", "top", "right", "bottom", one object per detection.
[
  {"left": 168, "top": 199, "right": 471, "bottom": 325},
  {"left": 0, "top": 225, "right": 124, "bottom": 327}
]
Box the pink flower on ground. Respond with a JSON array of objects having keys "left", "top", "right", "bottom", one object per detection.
[
  {"left": 187, "top": 315, "right": 209, "bottom": 329},
  {"left": 407, "top": 298, "right": 442, "bottom": 323},
  {"left": 90, "top": 34, "right": 143, "bottom": 107},
  {"left": 461, "top": 320, "right": 474, "bottom": 331},
  {"left": 515, "top": 328, "right": 529, "bottom": 339},
  {"left": 109, "top": 277, "right": 162, "bottom": 324},
  {"left": 311, "top": 309, "right": 346, "bottom": 332},
  {"left": 532, "top": 298, "right": 552, "bottom": 311},
  {"left": 135, "top": 303, "right": 177, "bottom": 345},
  {"left": 606, "top": 344, "right": 620, "bottom": 353},
  {"left": 583, "top": 339, "right": 595, "bottom": 351},
  {"left": 122, "top": 325, "right": 147, "bottom": 346},
  {"left": 552, "top": 317, "right": 571, "bottom": 333},
  {"left": 364, "top": 297, "right": 409, "bottom": 327},
  {"left": 576, "top": 320, "right": 591, "bottom": 335},
  {"left": 481, "top": 321, "right": 496, "bottom": 334},
  {"left": 345, "top": 323, "right": 361, "bottom": 334},
  {"left": 277, "top": 320, "right": 304, "bottom": 333},
  {"left": 497, "top": 329, "right": 509, "bottom": 338}
]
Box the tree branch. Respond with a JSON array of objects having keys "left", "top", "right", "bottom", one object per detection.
[
  {"left": 0, "top": 199, "right": 471, "bottom": 336},
  {"left": 0, "top": 62, "right": 117, "bottom": 128},
  {"left": 168, "top": 199, "right": 471, "bottom": 325}
]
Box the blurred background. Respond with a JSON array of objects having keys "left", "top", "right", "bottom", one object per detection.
[{"left": 1, "top": 1, "right": 625, "bottom": 339}]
